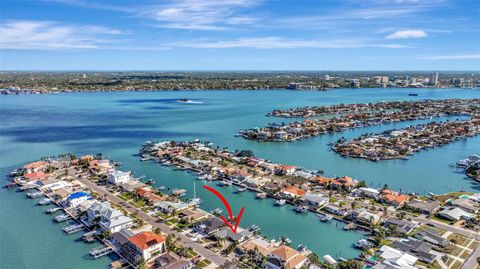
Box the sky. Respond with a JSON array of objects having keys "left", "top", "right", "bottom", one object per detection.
[{"left": 0, "top": 0, "right": 479, "bottom": 71}]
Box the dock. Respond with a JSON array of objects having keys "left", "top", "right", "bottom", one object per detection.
[
  {"left": 63, "top": 223, "right": 85, "bottom": 234},
  {"left": 54, "top": 214, "right": 72, "bottom": 223},
  {"left": 90, "top": 245, "right": 113, "bottom": 259},
  {"left": 46, "top": 207, "right": 62, "bottom": 214},
  {"left": 37, "top": 198, "right": 52, "bottom": 205},
  {"left": 27, "top": 191, "right": 44, "bottom": 198}
]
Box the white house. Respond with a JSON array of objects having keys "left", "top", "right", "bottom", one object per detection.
[
  {"left": 107, "top": 170, "right": 132, "bottom": 185},
  {"left": 66, "top": 191, "right": 92, "bottom": 207},
  {"left": 121, "top": 231, "right": 166, "bottom": 266},
  {"left": 375, "top": 245, "right": 417, "bottom": 269},
  {"left": 438, "top": 207, "right": 475, "bottom": 221},
  {"left": 301, "top": 193, "right": 329, "bottom": 208},
  {"left": 99, "top": 207, "right": 134, "bottom": 233},
  {"left": 87, "top": 201, "right": 133, "bottom": 232}
]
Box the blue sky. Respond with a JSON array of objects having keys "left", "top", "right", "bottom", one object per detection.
[{"left": 0, "top": 0, "right": 479, "bottom": 70}]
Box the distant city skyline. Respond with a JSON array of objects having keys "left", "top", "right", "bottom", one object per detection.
[{"left": 1, "top": 0, "right": 479, "bottom": 70}]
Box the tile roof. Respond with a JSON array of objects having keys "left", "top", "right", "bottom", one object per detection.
[
  {"left": 128, "top": 231, "right": 165, "bottom": 250},
  {"left": 271, "top": 245, "right": 299, "bottom": 261}
]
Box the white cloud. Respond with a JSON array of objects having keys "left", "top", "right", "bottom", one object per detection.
[
  {"left": 150, "top": 0, "right": 261, "bottom": 30},
  {"left": 420, "top": 54, "right": 480, "bottom": 60},
  {"left": 172, "top": 37, "right": 411, "bottom": 49},
  {"left": 0, "top": 20, "right": 123, "bottom": 50},
  {"left": 385, "top": 29, "right": 427, "bottom": 39}
]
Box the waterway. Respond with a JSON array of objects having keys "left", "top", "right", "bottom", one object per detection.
[{"left": 1, "top": 88, "right": 479, "bottom": 268}]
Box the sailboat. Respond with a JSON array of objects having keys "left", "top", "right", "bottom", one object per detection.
[{"left": 189, "top": 182, "right": 202, "bottom": 205}]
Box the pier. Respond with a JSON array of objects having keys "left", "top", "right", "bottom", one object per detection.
[
  {"left": 46, "top": 207, "right": 62, "bottom": 214},
  {"left": 63, "top": 223, "right": 84, "bottom": 234},
  {"left": 89, "top": 245, "right": 113, "bottom": 259},
  {"left": 27, "top": 191, "right": 44, "bottom": 198},
  {"left": 54, "top": 214, "right": 72, "bottom": 223}
]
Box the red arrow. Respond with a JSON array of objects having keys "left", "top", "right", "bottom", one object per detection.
[{"left": 203, "top": 185, "right": 245, "bottom": 234}]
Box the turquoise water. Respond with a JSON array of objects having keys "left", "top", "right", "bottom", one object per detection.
[{"left": 1, "top": 88, "right": 479, "bottom": 268}]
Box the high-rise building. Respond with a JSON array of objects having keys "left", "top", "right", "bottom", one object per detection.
[{"left": 429, "top": 72, "right": 439, "bottom": 86}]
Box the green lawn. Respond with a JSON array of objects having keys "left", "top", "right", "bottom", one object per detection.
[{"left": 197, "top": 259, "right": 212, "bottom": 268}]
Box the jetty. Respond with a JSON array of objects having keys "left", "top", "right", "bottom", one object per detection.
[
  {"left": 89, "top": 246, "right": 113, "bottom": 259},
  {"left": 27, "top": 191, "right": 44, "bottom": 198},
  {"left": 54, "top": 214, "right": 72, "bottom": 223},
  {"left": 46, "top": 207, "right": 62, "bottom": 214},
  {"left": 63, "top": 223, "right": 84, "bottom": 234}
]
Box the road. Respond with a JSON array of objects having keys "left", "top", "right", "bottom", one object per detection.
[
  {"left": 461, "top": 240, "right": 480, "bottom": 269},
  {"left": 77, "top": 176, "right": 227, "bottom": 266}
]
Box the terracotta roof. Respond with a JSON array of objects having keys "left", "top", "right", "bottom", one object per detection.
[
  {"left": 282, "top": 186, "right": 306, "bottom": 196},
  {"left": 279, "top": 165, "right": 296, "bottom": 170},
  {"left": 128, "top": 231, "right": 165, "bottom": 250},
  {"left": 285, "top": 253, "right": 307, "bottom": 269},
  {"left": 24, "top": 172, "right": 48, "bottom": 181},
  {"left": 311, "top": 176, "right": 334, "bottom": 185},
  {"left": 136, "top": 187, "right": 154, "bottom": 197},
  {"left": 271, "top": 245, "right": 299, "bottom": 261},
  {"left": 24, "top": 161, "right": 48, "bottom": 169}
]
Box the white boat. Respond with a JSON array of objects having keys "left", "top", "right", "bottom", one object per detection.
[
  {"left": 274, "top": 199, "right": 286, "bottom": 206},
  {"left": 256, "top": 192, "right": 267, "bottom": 199},
  {"left": 211, "top": 208, "right": 223, "bottom": 215},
  {"left": 37, "top": 198, "right": 52, "bottom": 205},
  {"left": 353, "top": 239, "right": 373, "bottom": 249},
  {"left": 316, "top": 213, "right": 333, "bottom": 222},
  {"left": 235, "top": 187, "right": 247, "bottom": 193},
  {"left": 293, "top": 205, "right": 308, "bottom": 213}
]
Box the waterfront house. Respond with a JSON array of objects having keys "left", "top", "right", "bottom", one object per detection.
[
  {"left": 87, "top": 201, "right": 133, "bottom": 232},
  {"left": 323, "top": 203, "right": 348, "bottom": 216},
  {"left": 263, "top": 181, "right": 282, "bottom": 193},
  {"left": 121, "top": 179, "right": 148, "bottom": 193},
  {"left": 350, "top": 209, "right": 382, "bottom": 226},
  {"left": 23, "top": 161, "right": 48, "bottom": 173},
  {"left": 52, "top": 188, "right": 71, "bottom": 199},
  {"left": 238, "top": 237, "right": 277, "bottom": 256},
  {"left": 88, "top": 159, "right": 113, "bottom": 175},
  {"left": 280, "top": 186, "right": 306, "bottom": 199},
  {"left": 266, "top": 245, "right": 308, "bottom": 269},
  {"left": 111, "top": 229, "right": 135, "bottom": 248},
  {"left": 379, "top": 190, "right": 410, "bottom": 207},
  {"left": 99, "top": 208, "right": 133, "bottom": 233},
  {"left": 309, "top": 176, "right": 334, "bottom": 187},
  {"left": 275, "top": 165, "right": 297, "bottom": 176},
  {"left": 192, "top": 217, "right": 224, "bottom": 236},
  {"left": 121, "top": 231, "right": 166, "bottom": 267},
  {"left": 373, "top": 245, "right": 418, "bottom": 269},
  {"left": 24, "top": 172, "right": 49, "bottom": 182},
  {"left": 156, "top": 201, "right": 189, "bottom": 215},
  {"left": 107, "top": 170, "right": 132, "bottom": 185},
  {"left": 406, "top": 199, "right": 441, "bottom": 215},
  {"left": 450, "top": 198, "right": 478, "bottom": 213},
  {"left": 352, "top": 187, "right": 380, "bottom": 199},
  {"left": 178, "top": 209, "right": 208, "bottom": 223},
  {"left": 40, "top": 180, "right": 72, "bottom": 192},
  {"left": 301, "top": 193, "right": 329, "bottom": 208},
  {"left": 384, "top": 218, "right": 418, "bottom": 235},
  {"left": 331, "top": 176, "right": 357, "bottom": 191},
  {"left": 212, "top": 227, "right": 252, "bottom": 243},
  {"left": 437, "top": 207, "right": 475, "bottom": 221},
  {"left": 392, "top": 239, "right": 436, "bottom": 263},
  {"left": 273, "top": 131, "right": 288, "bottom": 140},
  {"left": 66, "top": 191, "right": 92, "bottom": 207}
]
